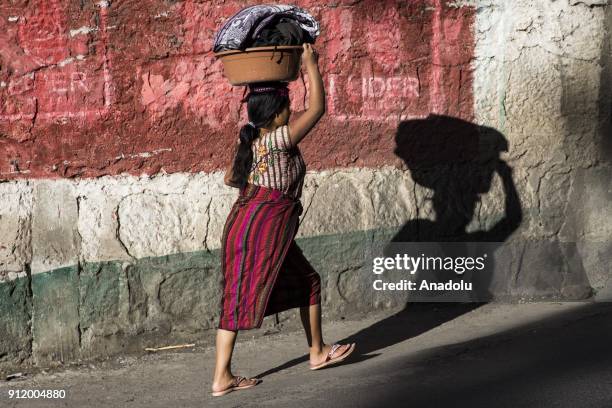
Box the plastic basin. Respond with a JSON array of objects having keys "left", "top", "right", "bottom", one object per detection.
[{"left": 214, "top": 45, "right": 303, "bottom": 86}]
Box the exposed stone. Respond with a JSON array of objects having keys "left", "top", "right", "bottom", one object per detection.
[
  {"left": 31, "top": 266, "right": 80, "bottom": 365},
  {"left": 0, "top": 181, "right": 32, "bottom": 280},
  {"left": 117, "top": 191, "right": 209, "bottom": 259},
  {"left": 31, "top": 180, "right": 80, "bottom": 275},
  {"left": 0, "top": 276, "right": 31, "bottom": 369}
]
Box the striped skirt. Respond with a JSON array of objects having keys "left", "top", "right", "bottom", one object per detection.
[{"left": 218, "top": 183, "right": 321, "bottom": 331}]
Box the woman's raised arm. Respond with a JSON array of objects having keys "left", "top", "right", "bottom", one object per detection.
[{"left": 288, "top": 43, "right": 325, "bottom": 147}]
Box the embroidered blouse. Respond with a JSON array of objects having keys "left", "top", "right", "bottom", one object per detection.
[{"left": 247, "top": 124, "right": 306, "bottom": 200}]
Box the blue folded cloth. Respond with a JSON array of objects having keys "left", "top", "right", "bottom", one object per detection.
[{"left": 213, "top": 4, "right": 320, "bottom": 53}]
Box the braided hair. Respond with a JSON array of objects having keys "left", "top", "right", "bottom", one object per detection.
[{"left": 230, "top": 82, "right": 290, "bottom": 188}]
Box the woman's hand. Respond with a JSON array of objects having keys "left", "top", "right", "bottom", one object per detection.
[{"left": 302, "top": 43, "right": 319, "bottom": 67}]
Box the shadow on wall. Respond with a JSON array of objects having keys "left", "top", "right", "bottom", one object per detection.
[
  {"left": 393, "top": 114, "right": 522, "bottom": 242},
  {"left": 393, "top": 114, "right": 592, "bottom": 302}
]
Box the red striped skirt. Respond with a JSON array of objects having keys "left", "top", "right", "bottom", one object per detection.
[{"left": 218, "top": 183, "right": 321, "bottom": 331}]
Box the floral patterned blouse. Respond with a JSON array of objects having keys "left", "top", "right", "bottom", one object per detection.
[{"left": 247, "top": 124, "right": 306, "bottom": 200}]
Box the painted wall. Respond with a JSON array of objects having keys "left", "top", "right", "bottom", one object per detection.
[
  {"left": 0, "top": 0, "right": 474, "bottom": 177},
  {"left": 0, "top": 0, "right": 610, "bottom": 370}
]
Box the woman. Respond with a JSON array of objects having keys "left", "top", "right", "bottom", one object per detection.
[{"left": 212, "top": 43, "right": 356, "bottom": 397}]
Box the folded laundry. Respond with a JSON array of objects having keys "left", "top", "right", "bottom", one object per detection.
[{"left": 213, "top": 4, "right": 319, "bottom": 53}]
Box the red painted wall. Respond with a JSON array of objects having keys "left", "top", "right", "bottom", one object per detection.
[{"left": 0, "top": 0, "right": 474, "bottom": 179}]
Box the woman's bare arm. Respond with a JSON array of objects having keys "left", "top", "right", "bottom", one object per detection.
[{"left": 288, "top": 43, "right": 325, "bottom": 146}]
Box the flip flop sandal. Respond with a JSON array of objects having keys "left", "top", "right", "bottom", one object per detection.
[
  {"left": 211, "top": 375, "right": 262, "bottom": 397},
  {"left": 309, "top": 343, "right": 356, "bottom": 371}
]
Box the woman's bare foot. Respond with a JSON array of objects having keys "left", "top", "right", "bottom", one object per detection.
[
  {"left": 309, "top": 343, "right": 354, "bottom": 368},
  {"left": 211, "top": 373, "right": 261, "bottom": 397}
]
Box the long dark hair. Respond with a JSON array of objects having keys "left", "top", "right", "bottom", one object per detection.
[{"left": 231, "top": 82, "right": 290, "bottom": 188}]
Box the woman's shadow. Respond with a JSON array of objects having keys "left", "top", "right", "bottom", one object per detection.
[
  {"left": 255, "top": 115, "right": 523, "bottom": 376},
  {"left": 336, "top": 114, "right": 523, "bottom": 365}
]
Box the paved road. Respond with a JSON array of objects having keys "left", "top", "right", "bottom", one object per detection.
[{"left": 2, "top": 301, "right": 612, "bottom": 408}]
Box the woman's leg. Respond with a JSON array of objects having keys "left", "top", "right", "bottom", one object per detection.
[
  {"left": 300, "top": 303, "right": 322, "bottom": 352},
  {"left": 212, "top": 328, "right": 260, "bottom": 394},
  {"left": 300, "top": 304, "right": 352, "bottom": 366},
  {"left": 212, "top": 328, "right": 238, "bottom": 390}
]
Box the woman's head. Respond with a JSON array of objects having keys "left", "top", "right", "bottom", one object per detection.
[
  {"left": 245, "top": 82, "right": 291, "bottom": 128},
  {"left": 230, "top": 82, "right": 290, "bottom": 188}
]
